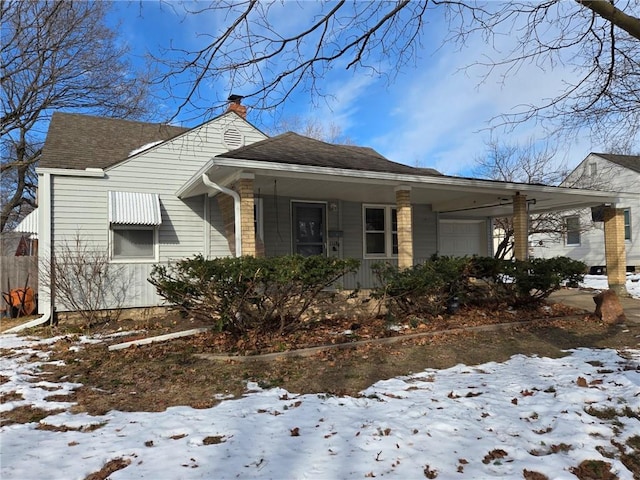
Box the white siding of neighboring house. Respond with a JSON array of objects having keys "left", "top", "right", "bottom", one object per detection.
[
  {"left": 530, "top": 154, "right": 640, "bottom": 270},
  {"left": 48, "top": 113, "right": 267, "bottom": 311}
]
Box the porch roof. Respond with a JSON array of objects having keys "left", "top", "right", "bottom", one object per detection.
[{"left": 177, "top": 153, "right": 630, "bottom": 219}]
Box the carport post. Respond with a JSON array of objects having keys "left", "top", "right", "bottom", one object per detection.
[
  {"left": 395, "top": 186, "right": 413, "bottom": 270},
  {"left": 603, "top": 206, "right": 628, "bottom": 296},
  {"left": 513, "top": 193, "right": 528, "bottom": 260}
]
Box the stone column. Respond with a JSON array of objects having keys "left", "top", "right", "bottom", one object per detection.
[
  {"left": 513, "top": 193, "right": 528, "bottom": 260},
  {"left": 603, "top": 206, "right": 628, "bottom": 296},
  {"left": 395, "top": 186, "right": 413, "bottom": 270},
  {"left": 236, "top": 174, "right": 256, "bottom": 257}
]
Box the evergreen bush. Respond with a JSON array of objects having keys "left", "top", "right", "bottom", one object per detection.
[{"left": 149, "top": 255, "right": 359, "bottom": 336}]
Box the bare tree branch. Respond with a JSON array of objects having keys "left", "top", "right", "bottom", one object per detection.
[
  {"left": 150, "top": 1, "right": 640, "bottom": 147},
  {"left": 1, "top": 0, "right": 153, "bottom": 231}
]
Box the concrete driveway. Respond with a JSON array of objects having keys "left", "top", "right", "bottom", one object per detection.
[{"left": 549, "top": 288, "right": 640, "bottom": 325}]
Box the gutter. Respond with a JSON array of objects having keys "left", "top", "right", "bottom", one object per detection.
[{"left": 202, "top": 173, "right": 242, "bottom": 257}]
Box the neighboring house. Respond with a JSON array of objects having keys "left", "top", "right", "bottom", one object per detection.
[
  {"left": 531, "top": 153, "right": 639, "bottom": 273},
  {"left": 33, "top": 102, "right": 626, "bottom": 319}
]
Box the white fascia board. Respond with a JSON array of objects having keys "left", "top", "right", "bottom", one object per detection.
[
  {"left": 175, "top": 159, "right": 215, "bottom": 198},
  {"left": 36, "top": 167, "right": 105, "bottom": 177},
  {"left": 211, "top": 157, "right": 624, "bottom": 199}
]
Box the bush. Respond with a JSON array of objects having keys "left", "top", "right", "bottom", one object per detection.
[
  {"left": 507, "top": 257, "right": 586, "bottom": 304},
  {"left": 372, "top": 255, "right": 587, "bottom": 317},
  {"left": 468, "top": 256, "right": 586, "bottom": 306},
  {"left": 371, "top": 256, "right": 474, "bottom": 317},
  {"left": 149, "top": 255, "right": 359, "bottom": 337}
]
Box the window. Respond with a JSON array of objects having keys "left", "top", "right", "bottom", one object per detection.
[
  {"left": 624, "top": 208, "right": 632, "bottom": 241},
  {"left": 364, "top": 205, "right": 397, "bottom": 257},
  {"left": 112, "top": 226, "right": 156, "bottom": 260},
  {"left": 588, "top": 162, "right": 597, "bottom": 178},
  {"left": 108, "top": 191, "right": 161, "bottom": 261},
  {"left": 565, "top": 216, "right": 580, "bottom": 246}
]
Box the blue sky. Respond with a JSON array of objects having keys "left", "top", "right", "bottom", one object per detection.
[{"left": 108, "top": 1, "right": 602, "bottom": 177}]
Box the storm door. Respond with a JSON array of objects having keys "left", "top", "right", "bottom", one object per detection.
[{"left": 292, "top": 202, "right": 326, "bottom": 256}]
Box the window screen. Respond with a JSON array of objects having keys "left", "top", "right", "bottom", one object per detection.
[{"left": 113, "top": 228, "right": 155, "bottom": 259}]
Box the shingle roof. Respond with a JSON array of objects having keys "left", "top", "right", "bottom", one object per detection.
[
  {"left": 39, "top": 112, "right": 189, "bottom": 169},
  {"left": 217, "top": 132, "right": 441, "bottom": 176},
  {"left": 594, "top": 153, "right": 640, "bottom": 174}
]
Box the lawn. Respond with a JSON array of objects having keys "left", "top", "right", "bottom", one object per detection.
[{"left": 1, "top": 281, "right": 639, "bottom": 479}]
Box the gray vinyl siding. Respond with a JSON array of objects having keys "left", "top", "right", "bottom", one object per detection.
[
  {"left": 413, "top": 204, "right": 438, "bottom": 261},
  {"left": 208, "top": 197, "right": 232, "bottom": 258},
  {"left": 261, "top": 194, "right": 292, "bottom": 256},
  {"left": 49, "top": 114, "right": 266, "bottom": 311},
  {"left": 259, "top": 198, "right": 438, "bottom": 289}
]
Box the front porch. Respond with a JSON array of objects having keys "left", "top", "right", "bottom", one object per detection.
[{"left": 178, "top": 158, "right": 628, "bottom": 293}]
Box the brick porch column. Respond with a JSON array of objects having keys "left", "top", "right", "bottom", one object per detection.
[
  {"left": 395, "top": 186, "right": 413, "bottom": 270},
  {"left": 236, "top": 174, "right": 256, "bottom": 257},
  {"left": 603, "top": 206, "right": 628, "bottom": 296},
  {"left": 513, "top": 193, "right": 528, "bottom": 260}
]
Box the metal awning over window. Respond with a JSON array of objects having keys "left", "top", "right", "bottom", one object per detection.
[
  {"left": 14, "top": 209, "right": 38, "bottom": 236},
  {"left": 108, "top": 191, "right": 162, "bottom": 225}
]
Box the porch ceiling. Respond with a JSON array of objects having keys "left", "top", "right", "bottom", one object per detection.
[{"left": 177, "top": 159, "right": 625, "bottom": 219}]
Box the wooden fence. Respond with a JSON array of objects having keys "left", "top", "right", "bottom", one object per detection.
[{"left": 0, "top": 256, "right": 38, "bottom": 296}]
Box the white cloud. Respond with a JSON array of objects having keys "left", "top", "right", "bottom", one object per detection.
[{"left": 367, "top": 36, "right": 600, "bottom": 176}]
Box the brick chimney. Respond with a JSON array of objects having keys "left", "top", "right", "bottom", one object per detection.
[{"left": 226, "top": 94, "right": 247, "bottom": 119}]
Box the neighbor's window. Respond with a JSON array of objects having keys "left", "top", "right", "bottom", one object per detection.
[
  {"left": 112, "top": 226, "right": 156, "bottom": 260},
  {"left": 624, "top": 208, "right": 631, "bottom": 241},
  {"left": 565, "top": 216, "right": 580, "bottom": 246},
  {"left": 364, "top": 205, "right": 397, "bottom": 257}
]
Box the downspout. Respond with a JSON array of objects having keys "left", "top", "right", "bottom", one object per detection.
[
  {"left": 6, "top": 172, "right": 52, "bottom": 333},
  {"left": 202, "top": 173, "right": 242, "bottom": 257}
]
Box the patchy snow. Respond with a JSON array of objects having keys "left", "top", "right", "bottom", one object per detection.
[
  {"left": 1, "top": 332, "right": 639, "bottom": 479},
  {"left": 582, "top": 273, "right": 640, "bottom": 299},
  {"left": 128, "top": 140, "right": 163, "bottom": 157}
]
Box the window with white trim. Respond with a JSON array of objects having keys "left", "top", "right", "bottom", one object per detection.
[
  {"left": 112, "top": 226, "right": 157, "bottom": 260},
  {"left": 565, "top": 216, "right": 580, "bottom": 246},
  {"left": 108, "top": 191, "right": 161, "bottom": 261},
  {"left": 624, "top": 208, "right": 631, "bottom": 241},
  {"left": 364, "top": 205, "right": 397, "bottom": 257}
]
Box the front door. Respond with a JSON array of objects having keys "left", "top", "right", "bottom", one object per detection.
[{"left": 292, "top": 202, "right": 326, "bottom": 256}]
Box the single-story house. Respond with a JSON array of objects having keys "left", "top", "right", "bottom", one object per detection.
[
  {"left": 33, "top": 100, "right": 630, "bottom": 321},
  {"left": 531, "top": 153, "right": 639, "bottom": 273}
]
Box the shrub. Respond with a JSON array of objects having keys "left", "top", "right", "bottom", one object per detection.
[
  {"left": 372, "top": 255, "right": 586, "bottom": 317},
  {"left": 371, "top": 256, "right": 474, "bottom": 317},
  {"left": 149, "top": 255, "right": 359, "bottom": 336},
  {"left": 40, "top": 233, "right": 128, "bottom": 328},
  {"left": 508, "top": 257, "right": 586, "bottom": 304}
]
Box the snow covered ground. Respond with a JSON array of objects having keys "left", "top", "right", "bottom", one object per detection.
[
  {"left": 581, "top": 273, "right": 640, "bottom": 299},
  {"left": 1, "top": 277, "right": 639, "bottom": 479}
]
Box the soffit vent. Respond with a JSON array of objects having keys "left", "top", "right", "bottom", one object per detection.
[{"left": 222, "top": 127, "right": 244, "bottom": 149}]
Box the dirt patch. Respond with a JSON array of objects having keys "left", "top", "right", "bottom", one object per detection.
[
  {"left": 1, "top": 406, "right": 65, "bottom": 427},
  {"left": 84, "top": 457, "right": 131, "bottom": 480},
  {"left": 34, "top": 301, "right": 640, "bottom": 416}
]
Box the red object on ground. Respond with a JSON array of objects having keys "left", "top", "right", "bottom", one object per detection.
[{"left": 2, "top": 287, "right": 36, "bottom": 317}]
